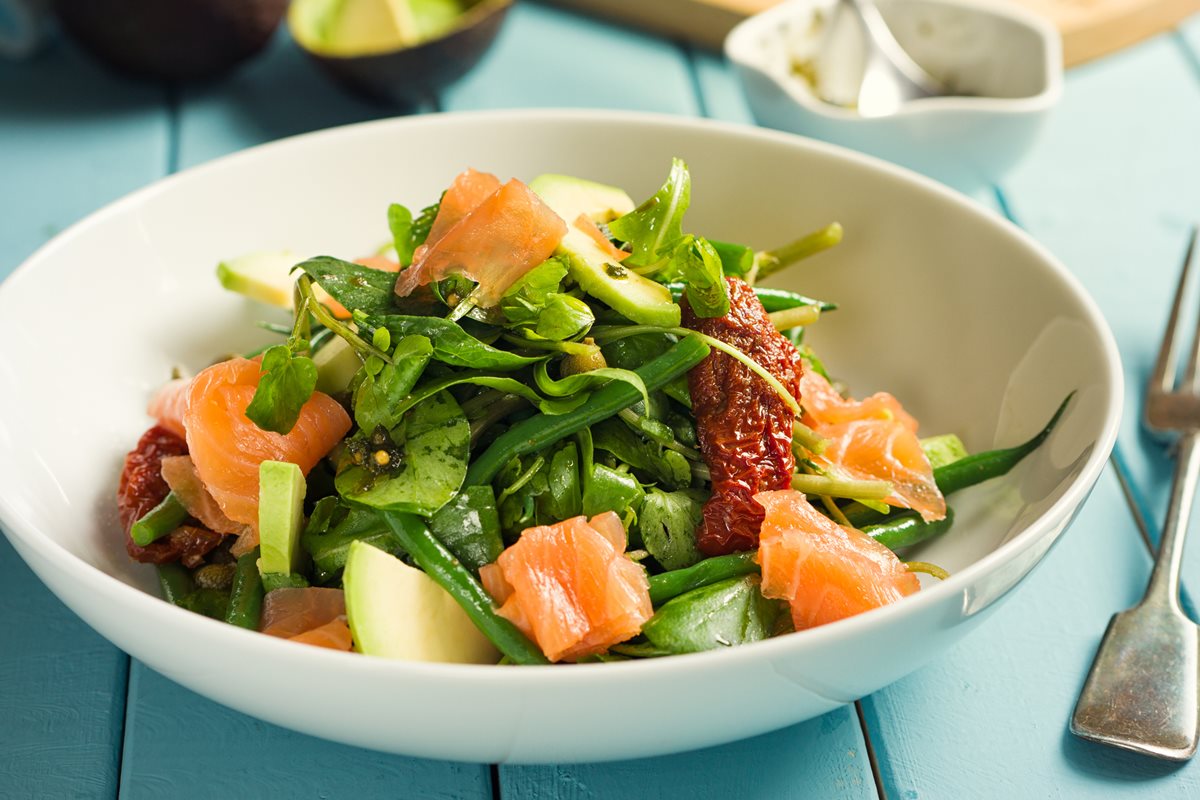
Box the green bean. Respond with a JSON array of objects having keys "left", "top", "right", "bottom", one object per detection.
[
  {"left": 709, "top": 240, "right": 755, "bottom": 276},
  {"left": 156, "top": 562, "right": 193, "bottom": 606},
  {"left": 130, "top": 491, "right": 188, "bottom": 547},
  {"left": 863, "top": 507, "right": 956, "bottom": 551},
  {"left": 666, "top": 283, "right": 836, "bottom": 313},
  {"left": 464, "top": 336, "right": 710, "bottom": 487},
  {"left": 647, "top": 552, "right": 760, "bottom": 606},
  {"left": 181, "top": 588, "right": 231, "bottom": 620},
  {"left": 755, "top": 222, "right": 843, "bottom": 280},
  {"left": 379, "top": 510, "right": 549, "bottom": 665},
  {"left": 843, "top": 393, "right": 1072, "bottom": 528},
  {"left": 225, "top": 548, "right": 265, "bottom": 630}
]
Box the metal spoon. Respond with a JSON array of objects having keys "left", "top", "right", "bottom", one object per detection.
[
  {"left": 1071, "top": 228, "right": 1200, "bottom": 761},
  {"left": 828, "top": 0, "right": 946, "bottom": 117}
]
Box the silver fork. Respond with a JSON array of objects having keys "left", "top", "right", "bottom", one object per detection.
[{"left": 1071, "top": 227, "right": 1200, "bottom": 760}]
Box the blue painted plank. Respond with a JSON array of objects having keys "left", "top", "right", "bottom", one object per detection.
[
  {"left": 0, "top": 36, "right": 168, "bottom": 800},
  {"left": 861, "top": 466, "right": 1200, "bottom": 797},
  {"left": 0, "top": 536, "right": 129, "bottom": 799},
  {"left": 442, "top": 2, "right": 699, "bottom": 114},
  {"left": 687, "top": 47, "right": 755, "bottom": 125},
  {"left": 498, "top": 707, "right": 876, "bottom": 800},
  {"left": 1000, "top": 32, "right": 1200, "bottom": 558},
  {"left": 118, "top": 663, "right": 491, "bottom": 799},
  {"left": 174, "top": 30, "right": 403, "bottom": 170},
  {"left": 0, "top": 41, "right": 169, "bottom": 276}
]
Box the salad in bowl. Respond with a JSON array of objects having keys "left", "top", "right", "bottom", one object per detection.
[{"left": 116, "top": 158, "right": 1066, "bottom": 666}]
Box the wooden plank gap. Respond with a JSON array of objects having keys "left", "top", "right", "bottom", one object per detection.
[
  {"left": 490, "top": 763, "right": 502, "bottom": 800},
  {"left": 1170, "top": 28, "right": 1200, "bottom": 85},
  {"left": 682, "top": 43, "right": 713, "bottom": 118},
  {"left": 853, "top": 700, "right": 887, "bottom": 800}
]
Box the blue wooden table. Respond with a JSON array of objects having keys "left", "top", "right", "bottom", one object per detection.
[{"left": 3, "top": 3, "right": 1200, "bottom": 797}]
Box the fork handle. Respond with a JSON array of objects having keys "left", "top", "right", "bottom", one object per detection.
[{"left": 1147, "top": 431, "right": 1200, "bottom": 608}]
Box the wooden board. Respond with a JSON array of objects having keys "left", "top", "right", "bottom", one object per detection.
[{"left": 544, "top": 0, "right": 1200, "bottom": 65}]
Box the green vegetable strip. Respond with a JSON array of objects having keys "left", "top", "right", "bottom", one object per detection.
[
  {"left": 863, "top": 508, "right": 956, "bottom": 551},
  {"left": 225, "top": 548, "right": 265, "bottom": 630},
  {"left": 769, "top": 305, "right": 821, "bottom": 331},
  {"left": 379, "top": 511, "right": 549, "bottom": 665},
  {"left": 843, "top": 393, "right": 1073, "bottom": 528},
  {"left": 754, "top": 222, "right": 844, "bottom": 281},
  {"left": 131, "top": 492, "right": 188, "bottom": 547},
  {"left": 156, "top": 562, "right": 193, "bottom": 606},
  {"left": 465, "top": 336, "right": 711, "bottom": 486},
  {"left": 666, "top": 283, "right": 836, "bottom": 313},
  {"left": 709, "top": 240, "right": 755, "bottom": 275},
  {"left": 791, "top": 473, "right": 892, "bottom": 500},
  {"left": 648, "top": 552, "right": 760, "bottom": 606}
]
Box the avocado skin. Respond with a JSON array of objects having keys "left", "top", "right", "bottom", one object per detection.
[
  {"left": 297, "top": 0, "right": 512, "bottom": 106},
  {"left": 54, "top": 0, "right": 287, "bottom": 81}
]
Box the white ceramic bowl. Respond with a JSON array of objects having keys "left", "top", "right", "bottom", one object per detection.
[
  {"left": 0, "top": 110, "right": 1119, "bottom": 763},
  {"left": 726, "top": 0, "right": 1063, "bottom": 192}
]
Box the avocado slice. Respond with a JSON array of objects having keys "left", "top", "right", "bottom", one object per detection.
[
  {"left": 529, "top": 174, "right": 681, "bottom": 328},
  {"left": 313, "top": 336, "right": 362, "bottom": 395},
  {"left": 217, "top": 250, "right": 300, "bottom": 309},
  {"left": 290, "top": 0, "right": 463, "bottom": 56},
  {"left": 343, "top": 540, "right": 499, "bottom": 663},
  {"left": 258, "top": 461, "right": 307, "bottom": 576}
]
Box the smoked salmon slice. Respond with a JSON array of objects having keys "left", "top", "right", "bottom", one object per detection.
[
  {"left": 182, "top": 357, "right": 351, "bottom": 528},
  {"left": 261, "top": 587, "right": 351, "bottom": 650},
  {"left": 799, "top": 369, "right": 945, "bottom": 521},
  {"left": 394, "top": 174, "right": 566, "bottom": 307},
  {"left": 480, "top": 512, "right": 652, "bottom": 662},
  {"left": 755, "top": 489, "right": 920, "bottom": 630}
]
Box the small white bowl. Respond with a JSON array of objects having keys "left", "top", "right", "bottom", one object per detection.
[{"left": 726, "top": 0, "right": 1063, "bottom": 191}]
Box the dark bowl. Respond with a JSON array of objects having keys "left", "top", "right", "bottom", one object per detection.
[
  {"left": 54, "top": 0, "right": 288, "bottom": 81},
  {"left": 292, "top": 0, "right": 513, "bottom": 106}
]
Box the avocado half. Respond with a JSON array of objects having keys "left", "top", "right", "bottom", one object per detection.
[
  {"left": 54, "top": 0, "right": 288, "bottom": 81},
  {"left": 290, "top": 0, "right": 513, "bottom": 106}
]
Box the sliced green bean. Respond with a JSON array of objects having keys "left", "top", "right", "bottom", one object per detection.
[
  {"left": 666, "top": 283, "right": 836, "bottom": 313},
  {"left": 863, "top": 507, "right": 956, "bottom": 551},
  {"left": 156, "top": 562, "right": 193, "bottom": 606},
  {"left": 131, "top": 492, "right": 188, "bottom": 547},
  {"left": 709, "top": 240, "right": 755, "bottom": 276},
  {"left": 181, "top": 588, "right": 231, "bottom": 620},
  {"left": 379, "top": 510, "right": 549, "bottom": 665},
  {"left": 647, "top": 551, "right": 760, "bottom": 606},
  {"left": 225, "top": 548, "right": 265, "bottom": 630},
  {"left": 754, "top": 222, "right": 843, "bottom": 280},
  {"left": 464, "top": 336, "right": 710, "bottom": 486}
]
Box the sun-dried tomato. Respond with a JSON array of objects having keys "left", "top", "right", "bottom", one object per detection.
[
  {"left": 117, "top": 425, "right": 222, "bottom": 565},
  {"left": 683, "top": 277, "right": 802, "bottom": 555}
]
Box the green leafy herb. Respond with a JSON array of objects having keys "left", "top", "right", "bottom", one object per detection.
[
  {"left": 540, "top": 442, "right": 582, "bottom": 523},
  {"left": 534, "top": 294, "right": 594, "bottom": 340},
  {"left": 301, "top": 496, "right": 403, "bottom": 584},
  {"left": 639, "top": 488, "right": 705, "bottom": 570},
  {"left": 534, "top": 361, "right": 650, "bottom": 412},
  {"left": 388, "top": 203, "right": 415, "bottom": 266},
  {"left": 668, "top": 236, "right": 728, "bottom": 318},
  {"left": 500, "top": 258, "right": 569, "bottom": 325},
  {"left": 393, "top": 372, "right": 586, "bottom": 421},
  {"left": 640, "top": 575, "right": 785, "bottom": 654},
  {"left": 373, "top": 314, "right": 547, "bottom": 370},
  {"left": 352, "top": 335, "right": 433, "bottom": 432},
  {"left": 409, "top": 200, "right": 440, "bottom": 255},
  {"left": 609, "top": 157, "right": 691, "bottom": 269},
  {"left": 245, "top": 340, "right": 318, "bottom": 434},
  {"left": 428, "top": 485, "right": 504, "bottom": 573},
  {"left": 295, "top": 256, "right": 398, "bottom": 317},
  {"left": 581, "top": 463, "right": 643, "bottom": 520},
  {"left": 591, "top": 418, "right": 691, "bottom": 491},
  {"left": 337, "top": 390, "right": 470, "bottom": 516}
]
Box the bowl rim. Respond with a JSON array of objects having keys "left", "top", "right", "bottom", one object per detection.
[
  {"left": 724, "top": 0, "right": 1065, "bottom": 121},
  {"left": 0, "top": 108, "right": 1122, "bottom": 682}
]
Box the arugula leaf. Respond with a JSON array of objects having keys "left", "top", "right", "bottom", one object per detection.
[
  {"left": 428, "top": 485, "right": 503, "bottom": 573},
  {"left": 639, "top": 488, "right": 705, "bottom": 570},
  {"left": 641, "top": 575, "right": 785, "bottom": 654},
  {"left": 540, "top": 442, "right": 582, "bottom": 523},
  {"left": 609, "top": 157, "right": 691, "bottom": 269},
  {"left": 388, "top": 203, "right": 415, "bottom": 266},
  {"left": 500, "top": 258, "right": 569, "bottom": 325},
  {"left": 373, "top": 314, "right": 547, "bottom": 370},
  {"left": 301, "top": 497, "right": 403, "bottom": 585},
  {"left": 591, "top": 418, "right": 691, "bottom": 491},
  {"left": 535, "top": 294, "right": 594, "bottom": 341},
  {"left": 582, "top": 463, "right": 643, "bottom": 519},
  {"left": 533, "top": 361, "right": 649, "bottom": 412},
  {"left": 409, "top": 200, "right": 440, "bottom": 254},
  {"left": 337, "top": 389, "right": 469, "bottom": 516},
  {"left": 295, "top": 256, "right": 397, "bottom": 317},
  {"left": 245, "top": 342, "right": 318, "bottom": 434},
  {"left": 392, "top": 372, "right": 585, "bottom": 421},
  {"left": 668, "top": 236, "right": 728, "bottom": 318},
  {"left": 353, "top": 335, "right": 433, "bottom": 432}
]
